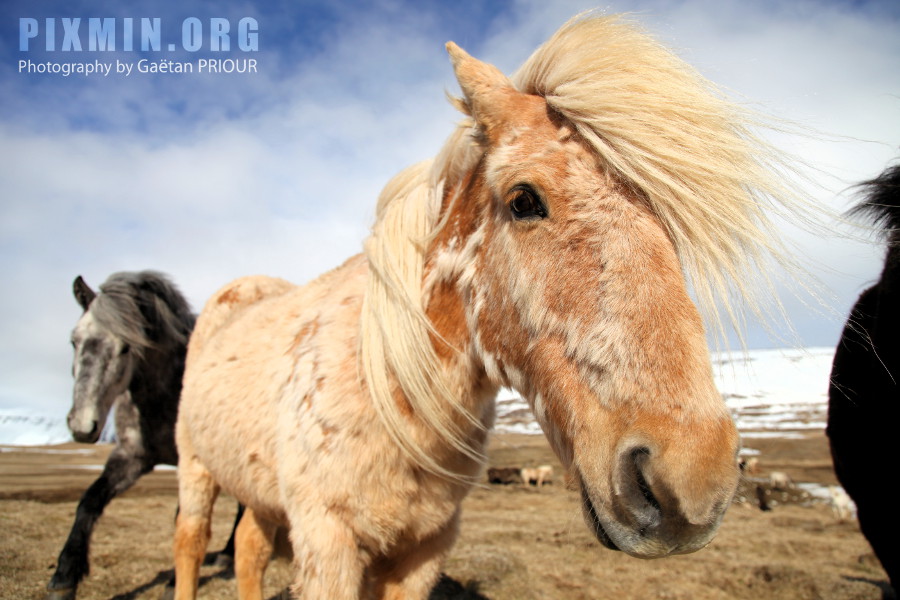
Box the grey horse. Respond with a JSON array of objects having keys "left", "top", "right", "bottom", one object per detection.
[{"left": 46, "top": 271, "right": 243, "bottom": 600}]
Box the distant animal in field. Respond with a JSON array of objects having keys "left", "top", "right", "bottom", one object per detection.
[
  {"left": 521, "top": 465, "right": 554, "bottom": 487},
  {"left": 739, "top": 456, "right": 759, "bottom": 476},
  {"left": 768, "top": 471, "right": 793, "bottom": 490},
  {"left": 829, "top": 486, "right": 854, "bottom": 521},
  {"left": 45, "top": 272, "right": 243, "bottom": 600},
  {"left": 172, "top": 14, "right": 818, "bottom": 600},
  {"left": 488, "top": 467, "right": 522, "bottom": 485},
  {"left": 828, "top": 158, "right": 900, "bottom": 592},
  {"left": 755, "top": 485, "right": 772, "bottom": 512}
]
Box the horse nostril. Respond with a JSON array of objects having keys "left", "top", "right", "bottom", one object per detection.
[
  {"left": 631, "top": 447, "right": 662, "bottom": 513},
  {"left": 617, "top": 446, "right": 663, "bottom": 534}
]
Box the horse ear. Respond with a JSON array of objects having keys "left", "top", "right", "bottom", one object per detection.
[
  {"left": 446, "top": 42, "right": 517, "bottom": 141},
  {"left": 73, "top": 276, "right": 96, "bottom": 311}
]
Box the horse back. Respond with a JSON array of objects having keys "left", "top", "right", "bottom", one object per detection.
[
  {"left": 188, "top": 275, "right": 295, "bottom": 362},
  {"left": 178, "top": 255, "right": 372, "bottom": 521}
]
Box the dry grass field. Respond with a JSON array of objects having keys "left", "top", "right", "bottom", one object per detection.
[{"left": 0, "top": 431, "right": 893, "bottom": 600}]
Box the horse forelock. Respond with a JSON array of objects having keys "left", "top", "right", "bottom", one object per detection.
[
  {"left": 507, "top": 13, "right": 814, "bottom": 345},
  {"left": 91, "top": 271, "right": 195, "bottom": 356}
]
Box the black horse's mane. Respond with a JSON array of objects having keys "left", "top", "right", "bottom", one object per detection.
[
  {"left": 849, "top": 162, "right": 900, "bottom": 247},
  {"left": 91, "top": 270, "right": 195, "bottom": 356}
]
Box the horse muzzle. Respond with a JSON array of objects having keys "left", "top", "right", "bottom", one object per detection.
[
  {"left": 575, "top": 442, "right": 737, "bottom": 558},
  {"left": 67, "top": 412, "right": 100, "bottom": 444}
]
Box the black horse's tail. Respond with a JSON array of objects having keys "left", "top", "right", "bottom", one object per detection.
[{"left": 850, "top": 162, "right": 900, "bottom": 245}]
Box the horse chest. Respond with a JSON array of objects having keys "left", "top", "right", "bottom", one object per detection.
[{"left": 276, "top": 412, "right": 472, "bottom": 554}]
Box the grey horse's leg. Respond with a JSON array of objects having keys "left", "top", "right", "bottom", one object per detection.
[
  {"left": 213, "top": 502, "right": 246, "bottom": 568},
  {"left": 47, "top": 397, "right": 150, "bottom": 600},
  {"left": 45, "top": 448, "right": 150, "bottom": 600}
]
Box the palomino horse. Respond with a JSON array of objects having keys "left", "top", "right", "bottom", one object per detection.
[
  {"left": 828, "top": 160, "right": 900, "bottom": 592},
  {"left": 47, "top": 271, "right": 243, "bottom": 600},
  {"left": 174, "top": 15, "right": 807, "bottom": 599}
]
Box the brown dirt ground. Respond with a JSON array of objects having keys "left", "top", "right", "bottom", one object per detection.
[{"left": 0, "top": 431, "right": 894, "bottom": 600}]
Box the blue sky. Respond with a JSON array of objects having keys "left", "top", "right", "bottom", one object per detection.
[{"left": 1, "top": 0, "right": 899, "bottom": 415}]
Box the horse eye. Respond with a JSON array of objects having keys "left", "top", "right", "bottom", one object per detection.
[
  {"left": 120, "top": 344, "right": 131, "bottom": 355},
  {"left": 509, "top": 185, "right": 547, "bottom": 221}
]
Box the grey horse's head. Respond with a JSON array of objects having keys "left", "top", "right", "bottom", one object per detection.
[
  {"left": 67, "top": 272, "right": 193, "bottom": 443},
  {"left": 68, "top": 276, "right": 135, "bottom": 443}
]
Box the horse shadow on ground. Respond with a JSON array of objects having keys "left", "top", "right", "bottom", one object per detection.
[
  {"left": 843, "top": 576, "right": 896, "bottom": 600},
  {"left": 108, "top": 552, "right": 234, "bottom": 600},
  {"left": 263, "top": 574, "right": 492, "bottom": 600},
  {"left": 107, "top": 562, "right": 490, "bottom": 600},
  {"left": 429, "top": 574, "right": 491, "bottom": 599}
]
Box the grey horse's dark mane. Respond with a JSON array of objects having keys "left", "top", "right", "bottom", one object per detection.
[
  {"left": 90, "top": 270, "right": 195, "bottom": 356},
  {"left": 849, "top": 161, "right": 900, "bottom": 247}
]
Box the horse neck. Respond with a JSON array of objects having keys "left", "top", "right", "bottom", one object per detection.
[
  {"left": 423, "top": 177, "right": 499, "bottom": 430},
  {"left": 882, "top": 244, "right": 900, "bottom": 280},
  {"left": 128, "top": 342, "right": 186, "bottom": 412},
  {"left": 420, "top": 279, "right": 497, "bottom": 477}
]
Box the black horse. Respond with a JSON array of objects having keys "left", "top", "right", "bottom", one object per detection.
[
  {"left": 47, "top": 271, "right": 243, "bottom": 600},
  {"left": 827, "top": 160, "right": 899, "bottom": 593}
]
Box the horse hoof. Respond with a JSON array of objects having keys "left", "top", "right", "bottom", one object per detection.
[
  {"left": 45, "top": 588, "right": 76, "bottom": 600},
  {"left": 213, "top": 553, "right": 234, "bottom": 569}
]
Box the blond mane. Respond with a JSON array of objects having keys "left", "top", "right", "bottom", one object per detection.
[{"left": 361, "top": 13, "right": 809, "bottom": 476}]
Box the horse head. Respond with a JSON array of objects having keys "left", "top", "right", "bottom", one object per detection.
[
  {"left": 429, "top": 40, "right": 740, "bottom": 558},
  {"left": 68, "top": 276, "right": 135, "bottom": 443}
]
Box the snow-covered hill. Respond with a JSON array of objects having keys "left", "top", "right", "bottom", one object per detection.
[
  {"left": 0, "top": 409, "right": 71, "bottom": 446},
  {"left": 495, "top": 347, "right": 835, "bottom": 437},
  {"left": 0, "top": 408, "right": 117, "bottom": 446}
]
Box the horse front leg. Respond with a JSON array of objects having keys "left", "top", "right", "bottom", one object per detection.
[
  {"left": 213, "top": 502, "right": 246, "bottom": 568},
  {"left": 233, "top": 507, "right": 277, "bottom": 600},
  {"left": 46, "top": 450, "right": 149, "bottom": 600},
  {"left": 288, "top": 512, "right": 366, "bottom": 600},
  {"left": 371, "top": 511, "right": 460, "bottom": 600},
  {"left": 172, "top": 453, "right": 220, "bottom": 600}
]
